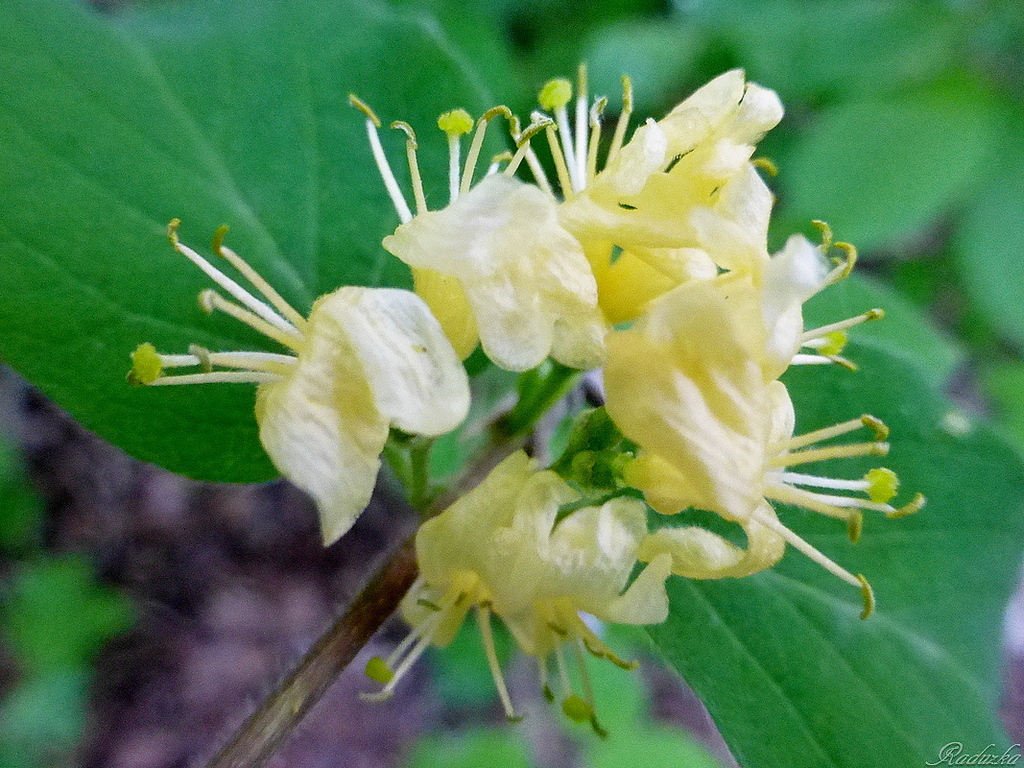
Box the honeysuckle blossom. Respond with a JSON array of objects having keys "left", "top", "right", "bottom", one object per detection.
[
  {"left": 362, "top": 451, "right": 672, "bottom": 730},
  {"left": 130, "top": 222, "right": 469, "bottom": 544},
  {"left": 352, "top": 97, "right": 605, "bottom": 372},
  {"left": 604, "top": 276, "right": 923, "bottom": 617},
  {"left": 512, "top": 67, "right": 782, "bottom": 322}
]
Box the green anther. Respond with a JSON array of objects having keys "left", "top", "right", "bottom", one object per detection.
[
  {"left": 847, "top": 511, "right": 864, "bottom": 544},
  {"left": 364, "top": 656, "right": 394, "bottom": 684},
  {"left": 437, "top": 109, "right": 473, "bottom": 136},
  {"left": 858, "top": 574, "right": 875, "bottom": 620},
  {"left": 865, "top": 467, "right": 899, "bottom": 504},
  {"left": 542, "top": 684, "right": 555, "bottom": 703},
  {"left": 590, "top": 713, "right": 610, "bottom": 739},
  {"left": 538, "top": 78, "right": 572, "bottom": 111},
  {"left": 561, "top": 694, "right": 593, "bottom": 723},
  {"left": 819, "top": 330, "right": 848, "bottom": 357},
  {"left": 129, "top": 343, "right": 163, "bottom": 385}
]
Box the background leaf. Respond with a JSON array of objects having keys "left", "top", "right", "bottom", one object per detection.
[
  {"left": 647, "top": 344, "right": 1024, "bottom": 767},
  {"left": 0, "top": 0, "right": 514, "bottom": 481}
]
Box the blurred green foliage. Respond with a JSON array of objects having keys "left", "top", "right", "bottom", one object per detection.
[{"left": 0, "top": 432, "right": 133, "bottom": 768}]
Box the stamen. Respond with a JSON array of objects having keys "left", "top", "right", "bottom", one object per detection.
[
  {"left": 802, "top": 309, "right": 884, "bottom": 344},
  {"left": 827, "top": 242, "right": 858, "bottom": 283},
  {"left": 778, "top": 471, "right": 871, "bottom": 493},
  {"left": 538, "top": 657, "right": 554, "bottom": 703},
  {"left": 477, "top": 604, "right": 520, "bottom": 721},
  {"left": 886, "top": 492, "right": 926, "bottom": 519},
  {"left": 349, "top": 94, "right": 413, "bottom": 223},
  {"left": 438, "top": 109, "right": 473, "bottom": 204},
  {"left": 144, "top": 370, "right": 281, "bottom": 386},
  {"left": 199, "top": 350, "right": 296, "bottom": 375},
  {"left": 574, "top": 63, "right": 589, "bottom": 191},
  {"left": 544, "top": 120, "right": 576, "bottom": 199},
  {"left": 360, "top": 630, "right": 434, "bottom": 702},
  {"left": 391, "top": 121, "right": 427, "bottom": 215},
  {"left": 168, "top": 221, "right": 299, "bottom": 336},
  {"left": 554, "top": 643, "right": 573, "bottom": 696},
  {"left": 753, "top": 507, "right": 861, "bottom": 588},
  {"left": 811, "top": 220, "right": 833, "bottom": 250},
  {"left": 504, "top": 115, "right": 555, "bottom": 189},
  {"left": 200, "top": 290, "right": 304, "bottom": 351},
  {"left": 791, "top": 353, "right": 856, "bottom": 369},
  {"left": 781, "top": 415, "right": 888, "bottom": 452},
  {"left": 607, "top": 75, "right": 633, "bottom": 163},
  {"left": 586, "top": 97, "right": 607, "bottom": 185},
  {"left": 764, "top": 483, "right": 862, "bottom": 521},
  {"left": 461, "top": 106, "right": 512, "bottom": 196},
  {"left": 538, "top": 77, "right": 580, "bottom": 192},
  {"left": 487, "top": 151, "right": 514, "bottom": 176},
  {"left": 211, "top": 226, "right": 307, "bottom": 332},
  {"left": 769, "top": 441, "right": 889, "bottom": 468}
]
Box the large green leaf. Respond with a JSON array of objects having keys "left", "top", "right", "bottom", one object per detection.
[
  {"left": 647, "top": 344, "right": 1024, "bottom": 767},
  {"left": 0, "top": 0, "right": 511, "bottom": 482},
  {"left": 775, "top": 83, "right": 996, "bottom": 253}
]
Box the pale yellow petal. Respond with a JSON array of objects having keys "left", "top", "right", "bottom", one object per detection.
[
  {"left": 255, "top": 315, "right": 388, "bottom": 546},
  {"left": 596, "top": 553, "right": 671, "bottom": 625},
  {"left": 605, "top": 277, "right": 770, "bottom": 522},
  {"left": 313, "top": 287, "right": 469, "bottom": 436}
]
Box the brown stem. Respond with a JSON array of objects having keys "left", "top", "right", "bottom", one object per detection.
[
  {"left": 202, "top": 434, "right": 525, "bottom": 768},
  {"left": 203, "top": 536, "right": 418, "bottom": 768}
]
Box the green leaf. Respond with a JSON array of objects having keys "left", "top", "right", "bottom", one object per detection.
[
  {"left": 688, "top": 0, "right": 961, "bottom": 101},
  {"left": 776, "top": 83, "right": 996, "bottom": 253},
  {"left": 981, "top": 362, "right": 1024, "bottom": 455},
  {"left": 955, "top": 128, "right": 1024, "bottom": 350},
  {"left": 647, "top": 344, "right": 1024, "bottom": 767},
  {"left": 3, "top": 556, "right": 133, "bottom": 676},
  {"left": 0, "top": 0, "right": 511, "bottom": 482},
  {"left": 0, "top": 670, "right": 89, "bottom": 768}
]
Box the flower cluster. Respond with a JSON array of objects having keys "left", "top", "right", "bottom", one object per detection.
[{"left": 130, "top": 66, "right": 922, "bottom": 727}]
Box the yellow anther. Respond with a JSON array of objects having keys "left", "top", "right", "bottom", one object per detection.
[
  {"left": 490, "top": 150, "right": 514, "bottom": 165},
  {"left": 753, "top": 157, "right": 779, "bottom": 176},
  {"left": 167, "top": 218, "right": 182, "bottom": 246},
  {"left": 437, "top": 108, "right": 473, "bottom": 135},
  {"left": 539, "top": 78, "right": 572, "bottom": 111},
  {"left": 390, "top": 120, "right": 417, "bottom": 148},
  {"left": 858, "top": 574, "right": 875, "bottom": 619},
  {"left": 819, "top": 330, "right": 848, "bottom": 357},
  {"left": 811, "top": 220, "right": 833, "bottom": 249},
  {"left": 832, "top": 242, "right": 858, "bottom": 280},
  {"left": 364, "top": 656, "right": 394, "bottom": 684},
  {"left": 129, "top": 343, "right": 163, "bottom": 385},
  {"left": 847, "top": 511, "right": 863, "bottom": 543},
  {"left": 887, "top": 492, "right": 926, "bottom": 519},
  {"left": 860, "top": 415, "right": 889, "bottom": 441},
  {"left": 562, "top": 694, "right": 593, "bottom": 723},
  {"left": 865, "top": 468, "right": 899, "bottom": 504},
  {"left": 866, "top": 308, "right": 885, "bottom": 321},
  {"left": 348, "top": 94, "right": 381, "bottom": 127},
  {"left": 517, "top": 115, "right": 554, "bottom": 145},
  {"left": 211, "top": 225, "right": 230, "bottom": 254},
  {"left": 481, "top": 105, "right": 512, "bottom": 123}
]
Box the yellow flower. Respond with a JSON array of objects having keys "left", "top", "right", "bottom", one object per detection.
[
  {"left": 362, "top": 451, "right": 672, "bottom": 730},
  {"left": 604, "top": 276, "right": 923, "bottom": 617},
  {"left": 130, "top": 222, "right": 469, "bottom": 544},
  {"left": 352, "top": 98, "right": 605, "bottom": 372},
  {"left": 521, "top": 67, "right": 782, "bottom": 322}
]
